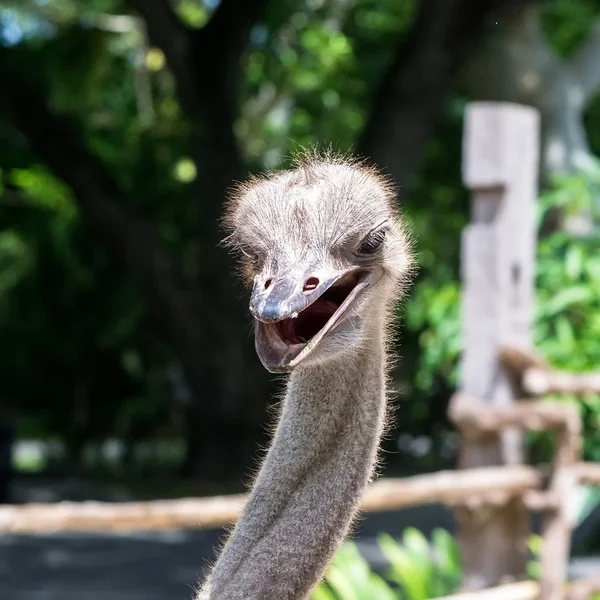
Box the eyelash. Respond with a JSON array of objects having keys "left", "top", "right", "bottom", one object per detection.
[
  {"left": 357, "top": 229, "right": 386, "bottom": 254},
  {"left": 240, "top": 247, "right": 259, "bottom": 264}
]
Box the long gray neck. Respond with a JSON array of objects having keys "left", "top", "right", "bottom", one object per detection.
[{"left": 196, "top": 327, "right": 388, "bottom": 600}]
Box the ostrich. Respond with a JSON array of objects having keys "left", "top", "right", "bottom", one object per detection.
[{"left": 196, "top": 153, "right": 413, "bottom": 600}]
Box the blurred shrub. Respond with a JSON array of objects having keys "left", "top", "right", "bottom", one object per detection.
[
  {"left": 403, "top": 173, "right": 600, "bottom": 461},
  {"left": 312, "top": 529, "right": 572, "bottom": 599},
  {"left": 312, "top": 528, "right": 461, "bottom": 600},
  {"left": 534, "top": 174, "right": 600, "bottom": 462}
]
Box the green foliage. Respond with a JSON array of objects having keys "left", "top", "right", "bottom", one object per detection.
[
  {"left": 313, "top": 528, "right": 461, "bottom": 600},
  {"left": 0, "top": 229, "right": 32, "bottom": 295},
  {"left": 533, "top": 174, "right": 600, "bottom": 461},
  {"left": 0, "top": 0, "right": 199, "bottom": 468},
  {"left": 314, "top": 530, "right": 574, "bottom": 600},
  {"left": 9, "top": 165, "right": 75, "bottom": 214},
  {"left": 540, "top": 0, "right": 600, "bottom": 56},
  {"left": 2, "top": 0, "right": 600, "bottom": 478},
  {"left": 239, "top": 0, "right": 416, "bottom": 165},
  {"left": 402, "top": 169, "right": 600, "bottom": 461},
  {"left": 312, "top": 543, "right": 397, "bottom": 600},
  {"left": 392, "top": 105, "right": 468, "bottom": 433},
  {"left": 0, "top": 0, "right": 425, "bottom": 473},
  {"left": 526, "top": 534, "right": 543, "bottom": 581},
  {"left": 380, "top": 528, "right": 462, "bottom": 599},
  {"left": 175, "top": 0, "right": 210, "bottom": 28},
  {"left": 404, "top": 278, "right": 461, "bottom": 392}
]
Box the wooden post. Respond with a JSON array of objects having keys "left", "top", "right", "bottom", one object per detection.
[
  {"left": 539, "top": 409, "right": 581, "bottom": 600},
  {"left": 458, "top": 102, "right": 540, "bottom": 589}
]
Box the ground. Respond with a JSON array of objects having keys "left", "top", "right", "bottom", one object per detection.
[
  {"left": 2, "top": 509, "right": 599, "bottom": 599},
  {"left": 2, "top": 476, "right": 599, "bottom": 599}
]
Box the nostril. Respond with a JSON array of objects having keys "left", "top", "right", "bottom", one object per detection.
[
  {"left": 303, "top": 277, "right": 319, "bottom": 293},
  {"left": 264, "top": 278, "right": 273, "bottom": 290}
]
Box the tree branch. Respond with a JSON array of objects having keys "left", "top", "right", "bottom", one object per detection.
[
  {"left": 569, "top": 18, "right": 600, "bottom": 103},
  {"left": 359, "top": 0, "right": 532, "bottom": 188},
  {"left": 461, "top": 1, "right": 600, "bottom": 212},
  {"left": 131, "top": 0, "right": 191, "bottom": 87},
  {"left": 463, "top": 3, "right": 560, "bottom": 105}
]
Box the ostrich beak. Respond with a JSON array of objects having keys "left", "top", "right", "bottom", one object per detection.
[
  {"left": 249, "top": 267, "right": 381, "bottom": 372},
  {"left": 250, "top": 272, "right": 342, "bottom": 324}
]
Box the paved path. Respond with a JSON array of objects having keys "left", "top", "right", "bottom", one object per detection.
[
  {"left": 1, "top": 529, "right": 216, "bottom": 600},
  {"left": 0, "top": 504, "right": 455, "bottom": 600}
]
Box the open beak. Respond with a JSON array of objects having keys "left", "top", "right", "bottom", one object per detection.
[{"left": 250, "top": 267, "right": 381, "bottom": 372}]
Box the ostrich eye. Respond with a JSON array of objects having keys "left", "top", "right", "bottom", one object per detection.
[{"left": 357, "top": 229, "right": 386, "bottom": 255}]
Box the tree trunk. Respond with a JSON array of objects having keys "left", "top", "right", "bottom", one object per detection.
[
  {"left": 359, "top": 0, "right": 531, "bottom": 188},
  {"left": 463, "top": 3, "right": 600, "bottom": 231},
  {"left": 0, "top": 419, "right": 13, "bottom": 503}
]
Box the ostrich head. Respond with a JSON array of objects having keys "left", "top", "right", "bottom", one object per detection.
[{"left": 224, "top": 155, "right": 413, "bottom": 373}]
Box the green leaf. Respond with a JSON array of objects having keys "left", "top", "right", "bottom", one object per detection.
[
  {"left": 311, "top": 585, "right": 337, "bottom": 600},
  {"left": 0, "top": 230, "right": 32, "bottom": 293},
  {"left": 325, "top": 564, "right": 361, "bottom": 600},
  {"left": 541, "top": 286, "right": 593, "bottom": 317},
  {"left": 565, "top": 244, "right": 584, "bottom": 280},
  {"left": 432, "top": 528, "right": 461, "bottom": 580},
  {"left": 9, "top": 166, "right": 75, "bottom": 214},
  {"left": 379, "top": 533, "right": 429, "bottom": 600}
]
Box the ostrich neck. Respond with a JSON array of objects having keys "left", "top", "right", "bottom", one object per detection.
[{"left": 197, "top": 325, "right": 388, "bottom": 600}]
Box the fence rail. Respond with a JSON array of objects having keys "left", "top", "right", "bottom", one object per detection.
[
  {"left": 430, "top": 579, "right": 600, "bottom": 600},
  {"left": 2, "top": 462, "right": 599, "bottom": 535},
  {"left": 0, "top": 465, "right": 542, "bottom": 533},
  {"left": 500, "top": 346, "right": 600, "bottom": 396}
]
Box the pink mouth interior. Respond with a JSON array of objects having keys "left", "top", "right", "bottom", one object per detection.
[
  {"left": 276, "top": 299, "right": 337, "bottom": 345},
  {"left": 274, "top": 271, "right": 361, "bottom": 346}
]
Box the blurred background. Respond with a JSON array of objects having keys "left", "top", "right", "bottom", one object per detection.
[{"left": 0, "top": 0, "right": 600, "bottom": 598}]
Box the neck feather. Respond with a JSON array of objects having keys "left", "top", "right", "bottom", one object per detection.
[{"left": 197, "top": 326, "right": 388, "bottom": 600}]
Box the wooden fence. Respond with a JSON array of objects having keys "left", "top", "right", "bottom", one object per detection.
[{"left": 2, "top": 103, "right": 600, "bottom": 600}]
